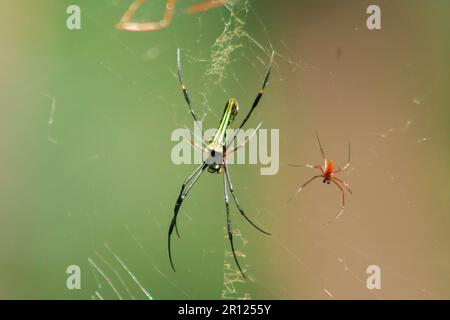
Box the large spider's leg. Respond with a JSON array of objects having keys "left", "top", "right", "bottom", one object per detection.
[
  {"left": 223, "top": 163, "right": 270, "bottom": 235},
  {"left": 226, "top": 51, "right": 275, "bottom": 149},
  {"left": 177, "top": 49, "right": 203, "bottom": 135},
  {"left": 185, "top": 133, "right": 207, "bottom": 153},
  {"left": 226, "top": 123, "right": 262, "bottom": 155},
  {"left": 187, "top": 0, "right": 229, "bottom": 14},
  {"left": 173, "top": 163, "right": 205, "bottom": 237},
  {"left": 223, "top": 169, "right": 246, "bottom": 279},
  {"left": 116, "top": 0, "right": 175, "bottom": 32},
  {"left": 326, "top": 179, "right": 346, "bottom": 224},
  {"left": 183, "top": 126, "right": 209, "bottom": 151},
  {"left": 333, "top": 177, "right": 352, "bottom": 194},
  {"left": 287, "top": 175, "right": 322, "bottom": 203},
  {"left": 168, "top": 161, "right": 207, "bottom": 272},
  {"left": 315, "top": 130, "right": 326, "bottom": 161}
]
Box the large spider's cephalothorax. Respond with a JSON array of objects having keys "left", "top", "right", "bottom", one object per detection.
[{"left": 206, "top": 150, "right": 224, "bottom": 174}]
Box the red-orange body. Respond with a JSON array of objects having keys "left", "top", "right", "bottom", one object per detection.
[{"left": 321, "top": 159, "right": 334, "bottom": 182}]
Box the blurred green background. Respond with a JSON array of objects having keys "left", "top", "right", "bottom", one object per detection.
[{"left": 0, "top": 0, "right": 449, "bottom": 299}]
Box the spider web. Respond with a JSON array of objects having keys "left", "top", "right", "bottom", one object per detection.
[{"left": 221, "top": 228, "right": 251, "bottom": 300}]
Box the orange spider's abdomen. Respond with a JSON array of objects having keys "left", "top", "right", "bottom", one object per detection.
[{"left": 324, "top": 160, "right": 334, "bottom": 179}]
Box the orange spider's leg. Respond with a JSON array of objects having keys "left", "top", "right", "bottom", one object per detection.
[
  {"left": 325, "top": 179, "right": 346, "bottom": 224},
  {"left": 315, "top": 130, "right": 326, "bottom": 160},
  {"left": 288, "top": 164, "right": 321, "bottom": 169},
  {"left": 334, "top": 142, "right": 351, "bottom": 173},
  {"left": 116, "top": 0, "right": 176, "bottom": 32},
  {"left": 287, "top": 175, "right": 322, "bottom": 203},
  {"left": 333, "top": 177, "right": 352, "bottom": 194},
  {"left": 186, "top": 0, "right": 229, "bottom": 15}
]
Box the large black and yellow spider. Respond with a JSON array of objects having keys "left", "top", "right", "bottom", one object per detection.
[{"left": 168, "top": 49, "right": 274, "bottom": 278}]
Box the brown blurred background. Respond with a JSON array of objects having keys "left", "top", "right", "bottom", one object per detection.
[{"left": 263, "top": 0, "right": 450, "bottom": 299}]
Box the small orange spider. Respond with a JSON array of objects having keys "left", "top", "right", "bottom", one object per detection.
[
  {"left": 289, "top": 131, "right": 352, "bottom": 223},
  {"left": 116, "top": 0, "right": 229, "bottom": 32}
]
